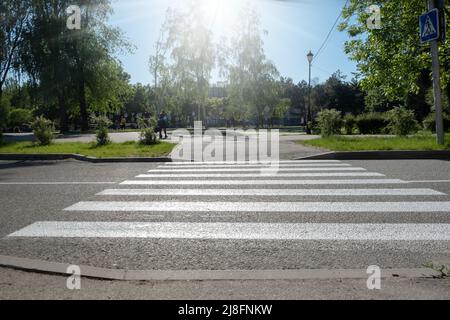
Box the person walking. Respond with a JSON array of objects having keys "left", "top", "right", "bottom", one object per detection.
[{"left": 158, "top": 111, "right": 168, "bottom": 139}]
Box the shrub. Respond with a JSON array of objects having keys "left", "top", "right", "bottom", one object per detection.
[
  {"left": 31, "top": 116, "right": 54, "bottom": 145},
  {"left": 316, "top": 109, "right": 342, "bottom": 137},
  {"left": 343, "top": 114, "right": 356, "bottom": 135},
  {"left": 8, "top": 108, "right": 33, "bottom": 128},
  {"left": 355, "top": 113, "right": 388, "bottom": 134},
  {"left": 423, "top": 113, "right": 450, "bottom": 133},
  {"left": 91, "top": 115, "right": 112, "bottom": 146},
  {"left": 386, "top": 106, "right": 419, "bottom": 136},
  {"left": 137, "top": 116, "right": 158, "bottom": 145}
]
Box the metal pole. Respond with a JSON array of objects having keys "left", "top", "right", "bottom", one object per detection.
[
  {"left": 307, "top": 61, "right": 312, "bottom": 135},
  {"left": 428, "top": 0, "right": 445, "bottom": 145}
]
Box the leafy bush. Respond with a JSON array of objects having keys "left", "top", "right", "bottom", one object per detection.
[
  {"left": 307, "top": 120, "right": 320, "bottom": 134},
  {"left": 316, "top": 109, "right": 342, "bottom": 137},
  {"left": 137, "top": 116, "right": 158, "bottom": 145},
  {"left": 91, "top": 115, "right": 112, "bottom": 146},
  {"left": 343, "top": 114, "right": 356, "bottom": 135},
  {"left": 423, "top": 113, "right": 450, "bottom": 133},
  {"left": 31, "top": 116, "right": 54, "bottom": 146},
  {"left": 386, "top": 106, "right": 419, "bottom": 136},
  {"left": 356, "top": 113, "right": 388, "bottom": 134},
  {"left": 8, "top": 108, "right": 33, "bottom": 128}
]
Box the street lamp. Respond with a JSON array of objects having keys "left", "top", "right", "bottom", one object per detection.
[{"left": 306, "top": 50, "right": 314, "bottom": 135}]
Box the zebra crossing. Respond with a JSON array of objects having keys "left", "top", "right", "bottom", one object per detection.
[{"left": 7, "top": 159, "right": 450, "bottom": 244}]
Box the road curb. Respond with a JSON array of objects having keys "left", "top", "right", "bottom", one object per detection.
[
  {"left": 0, "top": 153, "right": 172, "bottom": 163},
  {"left": 298, "top": 150, "right": 450, "bottom": 160},
  {"left": 0, "top": 255, "right": 442, "bottom": 281}
]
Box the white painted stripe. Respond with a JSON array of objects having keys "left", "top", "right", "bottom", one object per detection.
[
  {"left": 0, "top": 182, "right": 117, "bottom": 185},
  {"left": 121, "top": 179, "right": 407, "bottom": 185},
  {"left": 64, "top": 201, "right": 450, "bottom": 212},
  {"left": 166, "top": 160, "right": 341, "bottom": 165},
  {"left": 158, "top": 163, "right": 351, "bottom": 169},
  {"left": 148, "top": 167, "right": 367, "bottom": 173},
  {"left": 97, "top": 188, "right": 446, "bottom": 197},
  {"left": 408, "top": 180, "right": 450, "bottom": 183},
  {"left": 136, "top": 172, "right": 384, "bottom": 178},
  {"left": 98, "top": 188, "right": 445, "bottom": 196},
  {"left": 9, "top": 222, "right": 450, "bottom": 240}
]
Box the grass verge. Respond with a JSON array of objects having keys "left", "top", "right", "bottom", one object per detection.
[
  {"left": 298, "top": 134, "right": 450, "bottom": 151},
  {"left": 0, "top": 141, "right": 176, "bottom": 158}
]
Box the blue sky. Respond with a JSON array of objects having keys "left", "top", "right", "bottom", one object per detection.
[{"left": 109, "top": 0, "right": 357, "bottom": 85}]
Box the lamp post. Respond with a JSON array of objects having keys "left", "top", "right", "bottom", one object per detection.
[{"left": 306, "top": 51, "right": 314, "bottom": 135}]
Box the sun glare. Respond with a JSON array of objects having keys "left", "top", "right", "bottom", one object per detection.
[{"left": 198, "top": 0, "right": 243, "bottom": 35}]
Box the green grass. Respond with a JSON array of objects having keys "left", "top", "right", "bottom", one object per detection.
[
  {"left": 298, "top": 134, "right": 450, "bottom": 151},
  {"left": 0, "top": 141, "right": 176, "bottom": 158}
]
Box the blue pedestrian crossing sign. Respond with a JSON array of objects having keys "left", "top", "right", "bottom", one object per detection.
[{"left": 420, "top": 9, "right": 440, "bottom": 43}]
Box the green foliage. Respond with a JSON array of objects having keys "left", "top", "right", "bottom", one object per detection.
[
  {"left": 13, "top": 1, "right": 133, "bottom": 131},
  {"left": 31, "top": 116, "right": 54, "bottom": 146},
  {"left": 386, "top": 106, "right": 419, "bottom": 136},
  {"left": 339, "top": 0, "right": 450, "bottom": 123},
  {"left": 137, "top": 116, "right": 158, "bottom": 145},
  {"left": 8, "top": 108, "right": 33, "bottom": 127},
  {"left": 0, "top": 96, "right": 10, "bottom": 130},
  {"left": 91, "top": 115, "right": 112, "bottom": 146},
  {"left": 312, "top": 71, "right": 365, "bottom": 115},
  {"left": 423, "top": 113, "right": 450, "bottom": 133},
  {"left": 355, "top": 113, "right": 388, "bottom": 134},
  {"left": 0, "top": 141, "right": 176, "bottom": 159},
  {"left": 343, "top": 114, "right": 356, "bottom": 135},
  {"left": 316, "top": 109, "right": 342, "bottom": 137},
  {"left": 300, "top": 134, "right": 450, "bottom": 151}
]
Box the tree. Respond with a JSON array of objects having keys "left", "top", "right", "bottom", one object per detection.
[
  {"left": 156, "top": 3, "right": 215, "bottom": 123},
  {"left": 125, "top": 83, "right": 152, "bottom": 115},
  {"left": 312, "top": 71, "right": 365, "bottom": 115},
  {"left": 19, "top": 0, "right": 132, "bottom": 132},
  {"left": 0, "top": 0, "right": 30, "bottom": 98},
  {"left": 339, "top": 0, "right": 450, "bottom": 117},
  {"left": 68, "top": 1, "right": 133, "bottom": 130},
  {"left": 219, "top": 5, "right": 280, "bottom": 128},
  {"left": 149, "top": 19, "right": 171, "bottom": 114},
  {"left": 0, "top": 95, "right": 10, "bottom": 131}
]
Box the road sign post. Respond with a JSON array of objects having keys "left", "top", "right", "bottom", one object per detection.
[{"left": 421, "top": 1, "right": 445, "bottom": 145}]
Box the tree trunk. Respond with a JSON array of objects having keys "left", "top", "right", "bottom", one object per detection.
[
  {"left": 58, "top": 96, "right": 69, "bottom": 133},
  {"left": 78, "top": 79, "right": 89, "bottom": 132}
]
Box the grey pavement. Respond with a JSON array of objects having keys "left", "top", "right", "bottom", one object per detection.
[
  {"left": 0, "top": 267, "right": 449, "bottom": 300},
  {"left": 0, "top": 159, "right": 449, "bottom": 299}
]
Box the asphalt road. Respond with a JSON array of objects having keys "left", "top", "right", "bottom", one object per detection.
[{"left": 0, "top": 159, "right": 449, "bottom": 299}]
